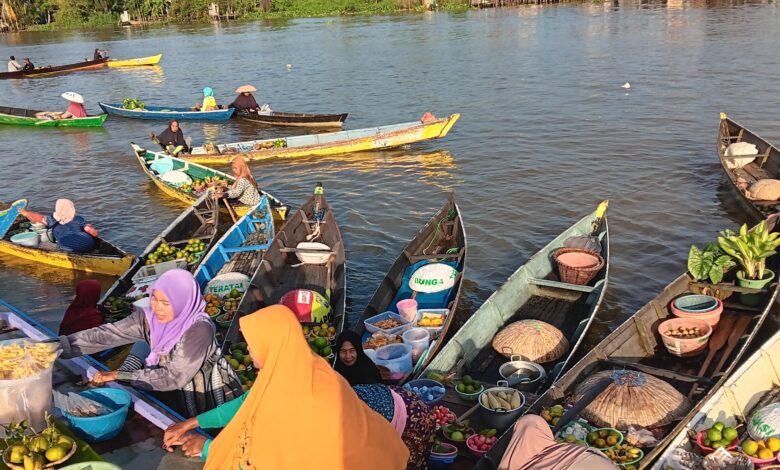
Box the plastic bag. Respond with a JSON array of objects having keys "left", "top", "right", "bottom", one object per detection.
[
  {"left": 625, "top": 426, "right": 661, "bottom": 447},
  {"left": 53, "top": 390, "right": 112, "bottom": 417},
  {"left": 0, "top": 340, "right": 60, "bottom": 433}
]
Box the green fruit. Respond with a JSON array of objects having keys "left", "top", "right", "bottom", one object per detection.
[
  {"left": 722, "top": 427, "right": 738, "bottom": 442},
  {"left": 742, "top": 439, "right": 759, "bottom": 456},
  {"left": 450, "top": 431, "right": 464, "bottom": 441},
  {"left": 8, "top": 445, "right": 27, "bottom": 464},
  {"left": 550, "top": 405, "right": 565, "bottom": 417},
  {"left": 457, "top": 383, "right": 466, "bottom": 393},
  {"left": 706, "top": 428, "right": 722, "bottom": 442},
  {"left": 314, "top": 337, "right": 328, "bottom": 349},
  {"left": 30, "top": 436, "right": 49, "bottom": 453},
  {"left": 465, "top": 385, "right": 475, "bottom": 393},
  {"left": 703, "top": 438, "right": 711, "bottom": 447},
  {"left": 56, "top": 436, "right": 73, "bottom": 447},
  {"left": 712, "top": 422, "right": 725, "bottom": 432},
  {"left": 462, "top": 375, "right": 473, "bottom": 385},
  {"left": 229, "top": 358, "right": 239, "bottom": 369},
  {"left": 233, "top": 351, "right": 244, "bottom": 362},
  {"left": 321, "top": 346, "right": 332, "bottom": 356},
  {"left": 45, "top": 446, "right": 67, "bottom": 462},
  {"left": 242, "top": 355, "right": 252, "bottom": 365}
]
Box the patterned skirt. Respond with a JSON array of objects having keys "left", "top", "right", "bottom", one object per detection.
[{"left": 389, "top": 386, "right": 436, "bottom": 469}]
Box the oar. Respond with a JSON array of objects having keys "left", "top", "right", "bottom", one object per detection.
[
  {"left": 688, "top": 314, "right": 737, "bottom": 399},
  {"left": 0, "top": 199, "right": 28, "bottom": 239},
  {"left": 710, "top": 314, "right": 752, "bottom": 378},
  {"left": 221, "top": 198, "right": 238, "bottom": 224}
]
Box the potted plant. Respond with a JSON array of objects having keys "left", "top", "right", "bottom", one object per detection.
[
  {"left": 718, "top": 220, "right": 780, "bottom": 305},
  {"left": 687, "top": 243, "right": 736, "bottom": 295}
]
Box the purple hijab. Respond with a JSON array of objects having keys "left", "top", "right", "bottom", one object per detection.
[{"left": 143, "top": 269, "right": 209, "bottom": 366}]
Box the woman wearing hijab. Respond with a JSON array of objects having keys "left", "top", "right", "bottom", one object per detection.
[
  {"left": 353, "top": 384, "right": 436, "bottom": 469},
  {"left": 497, "top": 415, "right": 614, "bottom": 470},
  {"left": 59, "top": 279, "right": 103, "bottom": 336},
  {"left": 228, "top": 85, "right": 261, "bottom": 113},
  {"left": 195, "top": 87, "right": 219, "bottom": 111},
  {"left": 215, "top": 157, "right": 261, "bottom": 207},
  {"left": 162, "top": 305, "right": 410, "bottom": 469},
  {"left": 150, "top": 120, "right": 192, "bottom": 156},
  {"left": 57, "top": 269, "right": 242, "bottom": 417},
  {"left": 19, "top": 199, "right": 98, "bottom": 253},
  {"left": 334, "top": 330, "right": 382, "bottom": 386}
]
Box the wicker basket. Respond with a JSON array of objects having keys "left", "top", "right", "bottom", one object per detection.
[
  {"left": 492, "top": 320, "right": 569, "bottom": 363},
  {"left": 554, "top": 248, "right": 605, "bottom": 285}
]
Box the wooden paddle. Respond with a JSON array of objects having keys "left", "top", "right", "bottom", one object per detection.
[
  {"left": 688, "top": 313, "right": 737, "bottom": 399},
  {"left": 221, "top": 198, "right": 238, "bottom": 224},
  {"left": 710, "top": 314, "right": 752, "bottom": 378}
]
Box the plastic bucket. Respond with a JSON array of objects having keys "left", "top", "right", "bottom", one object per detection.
[
  {"left": 396, "top": 298, "right": 418, "bottom": 323},
  {"left": 658, "top": 318, "right": 712, "bottom": 357},
  {"left": 402, "top": 328, "right": 430, "bottom": 362},
  {"left": 372, "top": 343, "right": 413, "bottom": 380},
  {"left": 670, "top": 296, "right": 723, "bottom": 326},
  {"left": 62, "top": 388, "right": 132, "bottom": 443}
]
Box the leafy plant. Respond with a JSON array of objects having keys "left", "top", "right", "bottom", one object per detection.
[
  {"left": 718, "top": 220, "right": 780, "bottom": 280},
  {"left": 688, "top": 243, "right": 735, "bottom": 284}
]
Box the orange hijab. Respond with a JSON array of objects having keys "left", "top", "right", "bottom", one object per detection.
[
  {"left": 204, "top": 306, "right": 409, "bottom": 470},
  {"left": 230, "top": 156, "right": 257, "bottom": 189}
]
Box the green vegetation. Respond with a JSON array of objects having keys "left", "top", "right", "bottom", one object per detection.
[{"left": 2, "top": 0, "right": 473, "bottom": 30}]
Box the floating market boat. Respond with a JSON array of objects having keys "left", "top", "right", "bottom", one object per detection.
[
  {"left": 181, "top": 113, "right": 461, "bottom": 164},
  {"left": 0, "top": 200, "right": 133, "bottom": 275},
  {"left": 0, "top": 57, "right": 108, "bottom": 79},
  {"left": 97, "top": 193, "right": 220, "bottom": 323},
  {"left": 477, "top": 217, "right": 780, "bottom": 470},
  {"left": 356, "top": 195, "right": 467, "bottom": 381},
  {"left": 717, "top": 113, "right": 780, "bottom": 220},
  {"left": 99, "top": 102, "right": 235, "bottom": 121},
  {"left": 236, "top": 110, "right": 349, "bottom": 127},
  {"left": 107, "top": 53, "right": 162, "bottom": 67},
  {"left": 130, "top": 143, "right": 288, "bottom": 222},
  {"left": 652, "top": 326, "right": 780, "bottom": 469},
  {"left": 421, "top": 201, "right": 608, "bottom": 397},
  {"left": 225, "top": 185, "right": 346, "bottom": 358},
  {"left": 0, "top": 106, "right": 107, "bottom": 127}
]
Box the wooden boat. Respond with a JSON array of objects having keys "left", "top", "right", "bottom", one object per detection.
[
  {"left": 0, "top": 200, "right": 133, "bottom": 275},
  {"left": 356, "top": 195, "right": 467, "bottom": 381},
  {"left": 651, "top": 326, "right": 780, "bottom": 469},
  {"left": 182, "top": 113, "right": 461, "bottom": 164},
  {"left": 237, "top": 110, "right": 349, "bottom": 128},
  {"left": 131, "top": 143, "right": 288, "bottom": 222},
  {"left": 97, "top": 193, "right": 220, "bottom": 323},
  {"left": 0, "top": 57, "right": 108, "bottom": 79},
  {"left": 0, "top": 106, "right": 107, "bottom": 127},
  {"left": 107, "top": 53, "right": 162, "bottom": 67},
  {"left": 421, "top": 202, "right": 608, "bottom": 397},
  {"left": 225, "top": 185, "right": 346, "bottom": 352},
  {"left": 99, "top": 102, "right": 235, "bottom": 121},
  {"left": 477, "top": 218, "right": 780, "bottom": 470},
  {"left": 717, "top": 113, "right": 780, "bottom": 220},
  {"left": 0, "top": 302, "right": 186, "bottom": 466}
]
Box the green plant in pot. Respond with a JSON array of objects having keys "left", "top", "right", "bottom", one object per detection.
[
  {"left": 718, "top": 220, "right": 780, "bottom": 306},
  {"left": 687, "top": 243, "right": 736, "bottom": 300}
]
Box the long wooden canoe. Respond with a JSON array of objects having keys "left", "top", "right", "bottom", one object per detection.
[
  {"left": 0, "top": 106, "right": 107, "bottom": 127},
  {"left": 225, "top": 185, "right": 346, "bottom": 352},
  {"left": 717, "top": 113, "right": 780, "bottom": 220},
  {"left": 182, "top": 113, "right": 460, "bottom": 164},
  {"left": 107, "top": 53, "right": 162, "bottom": 67},
  {"left": 356, "top": 194, "right": 467, "bottom": 381},
  {"left": 421, "top": 202, "right": 608, "bottom": 397},
  {"left": 478, "top": 217, "right": 780, "bottom": 470},
  {"left": 131, "top": 143, "right": 288, "bottom": 222},
  {"left": 0, "top": 57, "right": 108, "bottom": 79},
  {"left": 0, "top": 202, "right": 133, "bottom": 276},
  {"left": 97, "top": 193, "right": 220, "bottom": 323},
  {"left": 100, "top": 102, "right": 235, "bottom": 121},
  {"left": 651, "top": 324, "right": 780, "bottom": 469},
  {"left": 237, "top": 110, "right": 348, "bottom": 128}
]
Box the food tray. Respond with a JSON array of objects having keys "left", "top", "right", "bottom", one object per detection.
[
  {"left": 131, "top": 259, "right": 187, "bottom": 285},
  {"left": 364, "top": 311, "right": 411, "bottom": 336}
]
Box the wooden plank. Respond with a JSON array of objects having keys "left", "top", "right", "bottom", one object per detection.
[{"left": 529, "top": 278, "right": 596, "bottom": 293}]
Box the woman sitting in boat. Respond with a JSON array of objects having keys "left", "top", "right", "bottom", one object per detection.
[
  {"left": 58, "top": 92, "right": 88, "bottom": 119},
  {"left": 228, "top": 85, "right": 261, "bottom": 113},
  {"left": 22, "top": 58, "right": 34, "bottom": 71},
  {"left": 18, "top": 199, "right": 98, "bottom": 253},
  {"left": 215, "top": 157, "right": 261, "bottom": 206},
  {"left": 150, "top": 120, "right": 192, "bottom": 156},
  {"left": 59, "top": 279, "right": 104, "bottom": 336},
  {"left": 353, "top": 383, "right": 436, "bottom": 469},
  {"left": 57, "top": 269, "right": 242, "bottom": 418},
  {"left": 334, "top": 330, "right": 382, "bottom": 386},
  {"left": 161, "top": 305, "right": 409, "bottom": 469},
  {"left": 194, "top": 87, "right": 219, "bottom": 111}
]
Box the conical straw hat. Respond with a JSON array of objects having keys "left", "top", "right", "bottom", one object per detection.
[
  {"left": 61, "top": 92, "right": 84, "bottom": 104},
  {"left": 235, "top": 85, "right": 257, "bottom": 93}
]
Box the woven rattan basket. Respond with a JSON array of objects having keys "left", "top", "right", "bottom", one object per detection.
[
  {"left": 554, "top": 248, "right": 605, "bottom": 285},
  {"left": 492, "top": 319, "right": 569, "bottom": 363}
]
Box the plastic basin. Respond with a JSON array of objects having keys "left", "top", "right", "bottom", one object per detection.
[
  {"left": 670, "top": 296, "right": 723, "bottom": 326},
  {"left": 658, "top": 318, "right": 712, "bottom": 357},
  {"left": 404, "top": 379, "right": 445, "bottom": 405},
  {"left": 466, "top": 434, "right": 494, "bottom": 458},
  {"left": 10, "top": 231, "right": 40, "bottom": 248},
  {"left": 694, "top": 430, "right": 739, "bottom": 455},
  {"left": 673, "top": 295, "right": 719, "bottom": 312},
  {"left": 62, "top": 388, "right": 132, "bottom": 443},
  {"left": 590, "top": 428, "right": 623, "bottom": 450},
  {"left": 372, "top": 343, "right": 413, "bottom": 380}
]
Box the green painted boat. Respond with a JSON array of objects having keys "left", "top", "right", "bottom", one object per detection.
[
  {"left": 0, "top": 106, "right": 107, "bottom": 127},
  {"left": 419, "top": 201, "right": 609, "bottom": 415}
]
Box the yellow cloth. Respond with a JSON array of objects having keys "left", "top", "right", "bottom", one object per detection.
[
  {"left": 201, "top": 96, "right": 217, "bottom": 111},
  {"left": 204, "top": 306, "right": 409, "bottom": 470}
]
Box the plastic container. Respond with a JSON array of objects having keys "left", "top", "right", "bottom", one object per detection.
[
  {"left": 477, "top": 382, "right": 525, "bottom": 431},
  {"left": 670, "top": 295, "right": 723, "bottom": 327},
  {"left": 455, "top": 383, "right": 484, "bottom": 402},
  {"left": 404, "top": 379, "right": 445, "bottom": 405},
  {"left": 0, "top": 358, "right": 53, "bottom": 434},
  {"left": 62, "top": 388, "right": 132, "bottom": 443},
  {"left": 673, "top": 295, "right": 719, "bottom": 312},
  {"left": 658, "top": 318, "right": 712, "bottom": 357},
  {"left": 694, "top": 429, "right": 739, "bottom": 455},
  {"left": 617, "top": 449, "right": 644, "bottom": 468},
  {"left": 738, "top": 447, "right": 778, "bottom": 468},
  {"left": 416, "top": 309, "right": 448, "bottom": 338},
  {"left": 428, "top": 443, "right": 458, "bottom": 469},
  {"left": 466, "top": 434, "right": 495, "bottom": 458},
  {"left": 371, "top": 343, "right": 413, "bottom": 380},
  {"left": 364, "top": 312, "right": 412, "bottom": 336},
  {"left": 10, "top": 231, "right": 40, "bottom": 248},
  {"left": 402, "top": 327, "right": 430, "bottom": 362},
  {"left": 396, "top": 298, "right": 418, "bottom": 323},
  {"left": 132, "top": 259, "right": 188, "bottom": 284}
]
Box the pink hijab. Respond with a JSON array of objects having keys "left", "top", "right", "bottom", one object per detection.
[{"left": 53, "top": 199, "right": 76, "bottom": 224}]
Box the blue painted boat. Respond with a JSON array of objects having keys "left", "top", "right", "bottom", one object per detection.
[{"left": 98, "top": 102, "right": 235, "bottom": 121}]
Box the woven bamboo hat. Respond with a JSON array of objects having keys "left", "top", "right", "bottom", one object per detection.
[
  {"left": 235, "top": 85, "right": 257, "bottom": 93},
  {"left": 491, "top": 319, "right": 569, "bottom": 363},
  {"left": 574, "top": 370, "right": 691, "bottom": 429}
]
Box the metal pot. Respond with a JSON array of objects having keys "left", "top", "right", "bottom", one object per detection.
[
  {"left": 477, "top": 381, "right": 526, "bottom": 431},
  {"left": 498, "top": 356, "right": 546, "bottom": 392}
]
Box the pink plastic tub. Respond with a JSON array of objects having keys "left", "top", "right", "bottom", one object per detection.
[
  {"left": 670, "top": 297, "right": 723, "bottom": 327},
  {"left": 396, "top": 298, "right": 418, "bottom": 323},
  {"left": 658, "top": 318, "right": 712, "bottom": 357}
]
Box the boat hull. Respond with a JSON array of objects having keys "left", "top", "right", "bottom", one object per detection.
[
  {"left": 107, "top": 54, "right": 162, "bottom": 67},
  {"left": 237, "top": 110, "right": 348, "bottom": 127},
  {"left": 0, "top": 240, "right": 133, "bottom": 275},
  {"left": 100, "top": 102, "right": 234, "bottom": 121},
  {"left": 0, "top": 107, "right": 107, "bottom": 127},
  {"left": 0, "top": 58, "right": 108, "bottom": 79}
]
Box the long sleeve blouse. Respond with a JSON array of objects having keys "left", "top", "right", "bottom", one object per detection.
[{"left": 196, "top": 393, "right": 248, "bottom": 461}]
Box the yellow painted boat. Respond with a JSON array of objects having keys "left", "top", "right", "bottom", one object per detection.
[
  {"left": 183, "top": 113, "right": 460, "bottom": 165},
  {"left": 107, "top": 53, "right": 162, "bottom": 68}
]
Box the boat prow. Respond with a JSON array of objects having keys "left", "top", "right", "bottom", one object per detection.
[{"left": 107, "top": 53, "right": 163, "bottom": 68}]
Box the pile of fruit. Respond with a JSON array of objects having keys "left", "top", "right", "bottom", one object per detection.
[
  {"left": 431, "top": 405, "right": 456, "bottom": 429},
  {"left": 665, "top": 325, "right": 706, "bottom": 339},
  {"left": 121, "top": 97, "right": 145, "bottom": 110},
  {"left": 441, "top": 421, "right": 474, "bottom": 442},
  {"left": 468, "top": 429, "right": 498, "bottom": 453},
  {"left": 541, "top": 404, "right": 566, "bottom": 426},
  {"left": 307, "top": 336, "right": 333, "bottom": 358},
  {"left": 304, "top": 322, "right": 336, "bottom": 339},
  {"left": 0, "top": 342, "right": 58, "bottom": 380},
  {"left": 222, "top": 289, "right": 243, "bottom": 311},
  {"left": 602, "top": 443, "right": 642, "bottom": 467},
  {"left": 145, "top": 240, "right": 205, "bottom": 266},
  {"left": 741, "top": 435, "right": 780, "bottom": 460},
  {"left": 225, "top": 342, "right": 252, "bottom": 370},
  {"left": 586, "top": 429, "right": 622, "bottom": 449},
  {"left": 104, "top": 296, "right": 132, "bottom": 314},
  {"left": 204, "top": 293, "right": 224, "bottom": 317},
  {"left": 2, "top": 417, "right": 74, "bottom": 469},
  {"left": 480, "top": 388, "right": 522, "bottom": 411},
  {"left": 404, "top": 382, "right": 446, "bottom": 403},
  {"left": 700, "top": 421, "right": 739, "bottom": 449},
  {"left": 418, "top": 312, "right": 445, "bottom": 328},
  {"left": 455, "top": 375, "right": 483, "bottom": 395}
]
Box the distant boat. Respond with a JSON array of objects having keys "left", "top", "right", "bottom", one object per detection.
[
  {"left": 0, "top": 106, "right": 107, "bottom": 127},
  {"left": 107, "top": 53, "right": 162, "bottom": 67},
  {"left": 100, "top": 102, "right": 235, "bottom": 121},
  {"left": 236, "top": 110, "right": 349, "bottom": 128},
  {"left": 0, "top": 57, "right": 108, "bottom": 79}
]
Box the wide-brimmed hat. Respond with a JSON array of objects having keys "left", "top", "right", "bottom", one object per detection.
[
  {"left": 61, "top": 92, "right": 84, "bottom": 104},
  {"left": 235, "top": 85, "right": 257, "bottom": 93}
]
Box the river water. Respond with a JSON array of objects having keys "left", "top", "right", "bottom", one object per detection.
[{"left": 1, "top": 3, "right": 779, "bottom": 345}]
